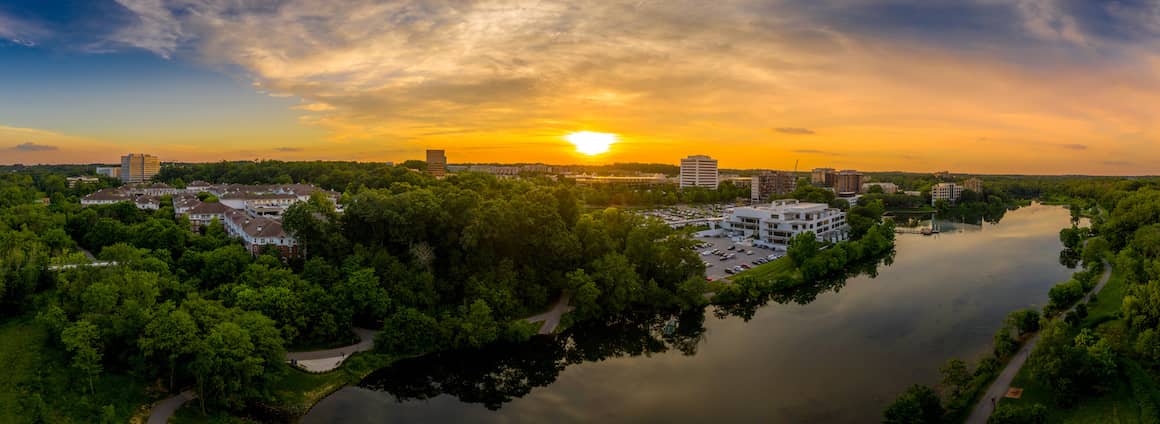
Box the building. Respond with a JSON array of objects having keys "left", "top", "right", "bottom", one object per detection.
[
  {"left": 120, "top": 154, "right": 160, "bottom": 183},
  {"left": 751, "top": 171, "right": 797, "bottom": 203},
  {"left": 963, "top": 177, "right": 983, "bottom": 193},
  {"left": 80, "top": 189, "right": 132, "bottom": 206},
  {"left": 565, "top": 174, "right": 670, "bottom": 187},
  {"left": 426, "top": 149, "right": 447, "bottom": 177},
  {"left": 467, "top": 165, "right": 520, "bottom": 177},
  {"left": 222, "top": 209, "right": 300, "bottom": 257},
  {"left": 185, "top": 200, "right": 231, "bottom": 230},
  {"left": 811, "top": 168, "right": 836, "bottom": 186},
  {"left": 66, "top": 176, "right": 99, "bottom": 188},
  {"left": 834, "top": 170, "right": 864, "bottom": 195},
  {"left": 862, "top": 182, "right": 898, "bottom": 194},
  {"left": 721, "top": 199, "right": 847, "bottom": 248},
  {"left": 679, "top": 155, "right": 719, "bottom": 189},
  {"left": 931, "top": 182, "right": 964, "bottom": 205},
  {"left": 95, "top": 166, "right": 121, "bottom": 178}
]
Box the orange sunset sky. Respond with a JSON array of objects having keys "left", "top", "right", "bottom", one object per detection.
[{"left": 1, "top": 0, "right": 1159, "bottom": 175}]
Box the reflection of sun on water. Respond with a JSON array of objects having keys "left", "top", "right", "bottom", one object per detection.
[{"left": 566, "top": 131, "right": 617, "bottom": 155}]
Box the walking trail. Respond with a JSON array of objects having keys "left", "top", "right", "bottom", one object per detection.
[
  {"left": 525, "top": 293, "right": 574, "bottom": 335},
  {"left": 964, "top": 260, "right": 1111, "bottom": 424},
  {"left": 145, "top": 327, "right": 378, "bottom": 423},
  {"left": 149, "top": 293, "right": 576, "bottom": 422}
]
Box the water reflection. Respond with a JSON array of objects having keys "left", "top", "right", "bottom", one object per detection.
[{"left": 305, "top": 204, "right": 1077, "bottom": 424}]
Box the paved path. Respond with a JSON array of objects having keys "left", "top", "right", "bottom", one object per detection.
[
  {"left": 147, "top": 328, "right": 377, "bottom": 423},
  {"left": 526, "top": 293, "right": 574, "bottom": 335},
  {"left": 287, "top": 328, "right": 378, "bottom": 372},
  {"left": 965, "top": 261, "right": 1111, "bottom": 424},
  {"left": 146, "top": 390, "right": 196, "bottom": 424}
]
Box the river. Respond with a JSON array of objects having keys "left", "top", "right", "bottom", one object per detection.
[{"left": 303, "top": 203, "right": 1077, "bottom": 423}]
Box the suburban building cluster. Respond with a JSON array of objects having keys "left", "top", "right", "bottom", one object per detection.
[
  {"left": 931, "top": 177, "right": 984, "bottom": 205},
  {"left": 93, "top": 154, "right": 161, "bottom": 183},
  {"left": 81, "top": 175, "right": 339, "bottom": 257}
]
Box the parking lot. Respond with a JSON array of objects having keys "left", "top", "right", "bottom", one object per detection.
[{"left": 693, "top": 235, "right": 784, "bottom": 281}]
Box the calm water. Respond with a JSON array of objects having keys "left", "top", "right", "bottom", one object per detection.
[{"left": 304, "top": 204, "right": 1076, "bottom": 423}]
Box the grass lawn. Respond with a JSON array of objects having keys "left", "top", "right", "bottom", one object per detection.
[
  {"left": 0, "top": 316, "right": 153, "bottom": 424},
  {"left": 1001, "top": 368, "right": 1142, "bottom": 424},
  {"left": 727, "top": 255, "right": 798, "bottom": 282},
  {"left": 1085, "top": 265, "right": 1127, "bottom": 328}
]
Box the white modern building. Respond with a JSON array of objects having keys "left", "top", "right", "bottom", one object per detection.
[
  {"left": 679, "top": 155, "right": 718, "bottom": 189},
  {"left": 721, "top": 199, "right": 848, "bottom": 248},
  {"left": 931, "top": 182, "right": 964, "bottom": 205},
  {"left": 95, "top": 166, "right": 121, "bottom": 178}
]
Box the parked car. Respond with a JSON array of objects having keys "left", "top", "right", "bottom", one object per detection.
[
  {"left": 746, "top": 250, "right": 754, "bottom": 255},
  {"left": 740, "top": 264, "right": 751, "bottom": 269},
  {"left": 725, "top": 268, "right": 735, "bottom": 274},
  {"left": 727, "top": 245, "right": 736, "bottom": 251}
]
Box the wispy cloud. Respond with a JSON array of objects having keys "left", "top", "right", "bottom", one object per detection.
[
  {"left": 774, "top": 127, "right": 815, "bottom": 135},
  {"left": 10, "top": 142, "right": 58, "bottom": 151},
  {"left": 274, "top": 147, "right": 303, "bottom": 152},
  {"left": 1060, "top": 143, "right": 1087, "bottom": 150},
  {"left": 1103, "top": 160, "right": 1132, "bottom": 167}
]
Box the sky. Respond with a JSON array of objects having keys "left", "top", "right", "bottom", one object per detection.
[{"left": 1, "top": 0, "right": 1159, "bottom": 175}]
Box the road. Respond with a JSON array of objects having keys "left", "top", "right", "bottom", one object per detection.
[
  {"left": 526, "top": 293, "right": 574, "bottom": 335},
  {"left": 964, "top": 261, "right": 1111, "bottom": 424}
]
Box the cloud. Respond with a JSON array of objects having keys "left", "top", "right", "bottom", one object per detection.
[
  {"left": 274, "top": 147, "right": 303, "bottom": 152},
  {"left": 10, "top": 142, "right": 58, "bottom": 151},
  {"left": 792, "top": 149, "right": 842, "bottom": 156},
  {"left": 1059, "top": 143, "right": 1087, "bottom": 150},
  {"left": 774, "top": 127, "right": 815, "bottom": 135},
  {"left": 1102, "top": 160, "right": 1132, "bottom": 167}
]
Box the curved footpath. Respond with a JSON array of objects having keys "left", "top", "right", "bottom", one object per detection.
[
  {"left": 145, "top": 328, "right": 378, "bottom": 424},
  {"left": 965, "top": 261, "right": 1111, "bottom": 424},
  {"left": 147, "top": 292, "right": 577, "bottom": 423}
]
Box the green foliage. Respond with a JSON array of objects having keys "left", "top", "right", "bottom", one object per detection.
[
  {"left": 882, "top": 384, "right": 944, "bottom": 424},
  {"left": 939, "top": 358, "right": 971, "bottom": 397},
  {"left": 1006, "top": 309, "right": 1041, "bottom": 336},
  {"left": 988, "top": 403, "right": 1048, "bottom": 424},
  {"left": 60, "top": 320, "right": 102, "bottom": 394}
]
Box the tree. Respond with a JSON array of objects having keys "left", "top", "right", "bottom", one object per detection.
[
  {"left": 939, "top": 358, "right": 971, "bottom": 397},
  {"left": 883, "top": 384, "right": 944, "bottom": 424},
  {"left": 140, "top": 303, "right": 202, "bottom": 390},
  {"left": 993, "top": 326, "right": 1019, "bottom": 359},
  {"left": 787, "top": 232, "right": 819, "bottom": 266},
  {"left": 378, "top": 308, "right": 444, "bottom": 355},
  {"left": 989, "top": 403, "right": 1048, "bottom": 424},
  {"left": 1005, "top": 309, "right": 1041, "bottom": 336},
  {"left": 61, "top": 320, "right": 103, "bottom": 394}
]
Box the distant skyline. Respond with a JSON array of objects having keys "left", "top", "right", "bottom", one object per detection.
[{"left": 2, "top": 1, "right": 1159, "bottom": 175}]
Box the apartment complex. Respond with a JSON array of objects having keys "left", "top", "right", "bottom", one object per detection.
[
  {"left": 66, "top": 176, "right": 99, "bottom": 188},
  {"left": 931, "top": 182, "right": 964, "bottom": 205},
  {"left": 751, "top": 171, "right": 797, "bottom": 203},
  {"left": 834, "top": 170, "right": 864, "bottom": 195},
  {"left": 679, "top": 155, "right": 719, "bottom": 189},
  {"left": 426, "top": 149, "right": 447, "bottom": 177},
  {"left": 963, "top": 177, "right": 983, "bottom": 193},
  {"left": 721, "top": 199, "right": 848, "bottom": 248},
  {"left": 120, "top": 154, "right": 160, "bottom": 183},
  {"left": 95, "top": 166, "right": 121, "bottom": 178},
  {"left": 811, "top": 168, "right": 836, "bottom": 186}
]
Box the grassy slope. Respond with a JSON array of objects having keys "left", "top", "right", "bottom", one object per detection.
[
  {"left": 0, "top": 316, "right": 153, "bottom": 424},
  {"left": 998, "top": 263, "right": 1148, "bottom": 423},
  {"left": 727, "top": 256, "right": 798, "bottom": 281}
]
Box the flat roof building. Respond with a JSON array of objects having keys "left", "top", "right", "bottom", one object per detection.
[
  {"left": 834, "top": 170, "right": 864, "bottom": 195},
  {"left": 722, "top": 199, "right": 848, "bottom": 248},
  {"left": 120, "top": 154, "right": 160, "bottom": 184},
  {"left": 679, "top": 155, "right": 718, "bottom": 189},
  {"left": 931, "top": 182, "right": 963, "bottom": 205},
  {"left": 963, "top": 177, "right": 983, "bottom": 193},
  {"left": 811, "top": 168, "right": 836, "bottom": 186},
  {"left": 426, "top": 149, "right": 447, "bottom": 178},
  {"left": 862, "top": 182, "right": 898, "bottom": 194},
  {"left": 751, "top": 171, "right": 797, "bottom": 203},
  {"left": 96, "top": 166, "right": 121, "bottom": 178}
]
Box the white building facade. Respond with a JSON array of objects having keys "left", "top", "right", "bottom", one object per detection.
[
  {"left": 679, "top": 155, "right": 719, "bottom": 189},
  {"left": 931, "top": 182, "right": 963, "bottom": 205},
  {"left": 721, "top": 200, "right": 848, "bottom": 248}
]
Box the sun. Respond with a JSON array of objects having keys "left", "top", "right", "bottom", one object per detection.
[{"left": 565, "top": 131, "right": 617, "bottom": 155}]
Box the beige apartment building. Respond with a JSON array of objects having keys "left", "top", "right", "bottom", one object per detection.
[
  {"left": 426, "top": 149, "right": 447, "bottom": 178},
  {"left": 679, "top": 155, "right": 719, "bottom": 189},
  {"left": 120, "top": 154, "right": 160, "bottom": 183}
]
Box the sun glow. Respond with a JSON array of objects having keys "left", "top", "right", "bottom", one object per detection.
[{"left": 566, "top": 131, "right": 617, "bottom": 155}]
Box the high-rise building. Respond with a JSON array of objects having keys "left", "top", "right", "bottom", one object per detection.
[
  {"left": 811, "top": 168, "right": 837, "bottom": 186},
  {"left": 963, "top": 177, "right": 983, "bottom": 193},
  {"left": 834, "top": 170, "right": 864, "bottom": 195},
  {"left": 426, "top": 149, "right": 447, "bottom": 177},
  {"left": 120, "top": 154, "right": 160, "bottom": 183},
  {"left": 679, "top": 155, "right": 719, "bottom": 189},
  {"left": 931, "top": 182, "right": 964, "bottom": 205},
  {"left": 679, "top": 155, "right": 718, "bottom": 189},
  {"left": 95, "top": 166, "right": 121, "bottom": 178},
  {"left": 751, "top": 171, "right": 797, "bottom": 203}
]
